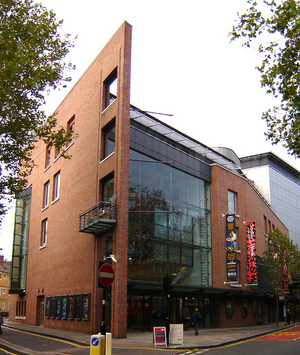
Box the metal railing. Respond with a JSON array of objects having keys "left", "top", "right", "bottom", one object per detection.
[{"left": 79, "top": 201, "right": 116, "bottom": 233}]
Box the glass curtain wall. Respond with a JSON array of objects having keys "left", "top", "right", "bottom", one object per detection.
[{"left": 128, "top": 150, "right": 211, "bottom": 287}]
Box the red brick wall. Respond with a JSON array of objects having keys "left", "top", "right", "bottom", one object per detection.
[
  {"left": 9, "top": 22, "right": 132, "bottom": 337},
  {"left": 211, "top": 164, "right": 288, "bottom": 327}
]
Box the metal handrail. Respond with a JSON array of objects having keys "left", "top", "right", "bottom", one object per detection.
[{"left": 79, "top": 201, "right": 116, "bottom": 231}]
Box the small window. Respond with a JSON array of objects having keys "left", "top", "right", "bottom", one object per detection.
[
  {"left": 2, "top": 288, "right": 5, "bottom": 295},
  {"left": 102, "top": 120, "right": 115, "bottom": 160},
  {"left": 228, "top": 190, "right": 237, "bottom": 214},
  {"left": 1, "top": 303, "right": 4, "bottom": 310},
  {"left": 0, "top": 273, "right": 2, "bottom": 280},
  {"left": 55, "top": 146, "right": 61, "bottom": 159},
  {"left": 53, "top": 171, "right": 60, "bottom": 201},
  {"left": 41, "top": 219, "right": 48, "bottom": 246},
  {"left": 103, "top": 68, "right": 118, "bottom": 110},
  {"left": 66, "top": 115, "right": 75, "bottom": 147},
  {"left": 45, "top": 144, "right": 52, "bottom": 168},
  {"left": 101, "top": 175, "right": 114, "bottom": 202},
  {"left": 3, "top": 273, "right": 6, "bottom": 280},
  {"left": 43, "top": 181, "right": 50, "bottom": 209}
]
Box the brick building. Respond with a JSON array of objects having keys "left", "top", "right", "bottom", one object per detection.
[
  {"left": 9, "top": 22, "right": 290, "bottom": 337},
  {"left": 0, "top": 256, "right": 10, "bottom": 316}
]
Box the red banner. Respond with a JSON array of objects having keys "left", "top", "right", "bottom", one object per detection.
[{"left": 246, "top": 222, "right": 257, "bottom": 283}]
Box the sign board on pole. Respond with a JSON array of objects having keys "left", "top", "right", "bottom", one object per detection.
[
  {"left": 99, "top": 263, "right": 114, "bottom": 287},
  {"left": 153, "top": 327, "right": 167, "bottom": 347},
  {"left": 90, "top": 334, "right": 105, "bottom": 355},
  {"left": 169, "top": 324, "right": 183, "bottom": 345}
]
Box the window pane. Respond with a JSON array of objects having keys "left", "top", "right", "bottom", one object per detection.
[
  {"left": 228, "top": 190, "right": 236, "bottom": 214},
  {"left": 53, "top": 172, "right": 60, "bottom": 200},
  {"left": 41, "top": 219, "right": 47, "bottom": 246},
  {"left": 43, "top": 181, "right": 50, "bottom": 208}
]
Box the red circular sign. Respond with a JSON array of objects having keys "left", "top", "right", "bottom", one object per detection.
[{"left": 99, "top": 263, "right": 114, "bottom": 287}]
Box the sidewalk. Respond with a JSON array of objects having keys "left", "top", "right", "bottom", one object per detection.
[{"left": 1, "top": 319, "right": 296, "bottom": 350}]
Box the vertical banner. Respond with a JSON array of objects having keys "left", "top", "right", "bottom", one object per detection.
[
  {"left": 246, "top": 221, "right": 257, "bottom": 283},
  {"left": 226, "top": 214, "right": 237, "bottom": 280},
  {"left": 226, "top": 214, "right": 237, "bottom": 251}
]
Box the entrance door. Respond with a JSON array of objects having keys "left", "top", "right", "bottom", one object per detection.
[
  {"left": 40, "top": 302, "right": 45, "bottom": 326},
  {"left": 36, "top": 296, "right": 45, "bottom": 326}
]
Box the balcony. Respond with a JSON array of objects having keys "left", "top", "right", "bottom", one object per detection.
[{"left": 79, "top": 201, "right": 116, "bottom": 235}]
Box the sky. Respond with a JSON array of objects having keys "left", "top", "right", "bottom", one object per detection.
[{"left": 1, "top": 0, "right": 300, "bottom": 260}]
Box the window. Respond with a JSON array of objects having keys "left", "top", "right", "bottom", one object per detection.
[
  {"left": 3, "top": 288, "right": 5, "bottom": 295},
  {"left": 66, "top": 115, "right": 75, "bottom": 147},
  {"left": 45, "top": 144, "right": 52, "bottom": 168},
  {"left": 43, "top": 181, "right": 50, "bottom": 209},
  {"left": 3, "top": 273, "right": 6, "bottom": 280},
  {"left": 103, "top": 68, "right": 118, "bottom": 110},
  {"left": 1, "top": 303, "right": 4, "bottom": 310},
  {"left": 102, "top": 120, "right": 115, "bottom": 160},
  {"left": 16, "top": 301, "right": 26, "bottom": 317},
  {"left": 226, "top": 299, "right": 233, "bottom": 318},
  {"left": 55, "top": 146, "right": 61, "bottom": 159},
  {"left": 41, "top": 219, "right": 48, "bottom": 246},
  {"left": 228, "top": 190, "right": 237, "bottom": 214},
  {"left": 53, "top": 171, "right": 60, "bottom": 201},
  {"left": 0, "top": 273, "right": 2, "bottom": 280},
  {"left": 101, "top": 175, "right": 114, "bottom": 202}
]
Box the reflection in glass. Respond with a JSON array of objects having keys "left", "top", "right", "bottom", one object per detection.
[{"left": 128, "top": 150, "right": 212, "bottom": 287}]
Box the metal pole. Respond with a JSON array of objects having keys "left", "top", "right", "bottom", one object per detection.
[{"left": 101, "top": 287, "right": 106, "bottom": 335}]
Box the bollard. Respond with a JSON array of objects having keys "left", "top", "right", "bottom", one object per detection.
[
  {"left": 105, "top": 332, "right": 112, "bottom": 355},
  {"left": 90, "top": 334, "right": 105, "bottom": 355}
]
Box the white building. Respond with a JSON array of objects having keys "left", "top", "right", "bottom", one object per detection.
[{"left": 241, "top": 152, "right": 300, "bottom": 246}]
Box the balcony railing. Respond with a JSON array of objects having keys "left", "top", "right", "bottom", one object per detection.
[{"left": 79, "top": 201, "right": 116, "bottom": 234}]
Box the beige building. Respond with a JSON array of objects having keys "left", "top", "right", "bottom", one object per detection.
[{"left": 0, "top": 255, "right": 10, "bottom": 315}]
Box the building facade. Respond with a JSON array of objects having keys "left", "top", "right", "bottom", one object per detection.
[
  {"left": 241, "top": 153, "right": 300, "bottom": 247},
  {"left": 9, "top": 23, "right": 291, "bottom": 337},
  {"left": 0, "top": 256, "right": 10, "bottom": 316}
]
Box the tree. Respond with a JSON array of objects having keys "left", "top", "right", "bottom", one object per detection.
[
  {"left": 0, "top": 0, "right": 75, "bottom": 222},
  {"left": 230, "top": 0, "right": 300, "bottom": 157},
  {"left": 263, "top": 227, "right": 300, "bottom": 325}
]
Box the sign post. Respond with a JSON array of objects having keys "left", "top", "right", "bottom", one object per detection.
[{"left": 98, "top": 263, "right": 114, "bottom": 351}]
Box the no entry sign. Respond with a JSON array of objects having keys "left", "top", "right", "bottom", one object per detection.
[{"left": 99, "top": 263, "right": 114, "bottom": 287}]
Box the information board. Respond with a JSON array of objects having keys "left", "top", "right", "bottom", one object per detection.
[
  {"left": 169, "top": 324, "right": 183, "bottom": 345},
  {"left": 153, "top": 327, "right": 167, "bottom": 347}
]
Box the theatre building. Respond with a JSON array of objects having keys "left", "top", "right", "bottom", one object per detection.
[{"left": 9, "top": 22, "right": 290, "bottom": 338}]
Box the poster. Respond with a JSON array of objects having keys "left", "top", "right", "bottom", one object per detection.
[
  {"left": 226, "top": 214, "right": 237, "bottom": 251},
  {"left": 169, "top": 324, "right": 183, "bottom": 345},
  {"left": 226, "top": 214, "right": 237, "bottom": 280},
  {"left": 227, "top": 251, "right": 237, "bottom": 280},
  {"left": 153, "top": 327, "right": 167, "bottom": 347},
  {"left": 246, "top": 221, "right": 257, "bottom": 282}
]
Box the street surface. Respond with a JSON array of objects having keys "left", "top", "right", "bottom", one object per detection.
[{"left": 1, "top": 326, "right": 300, "bottom": 354}]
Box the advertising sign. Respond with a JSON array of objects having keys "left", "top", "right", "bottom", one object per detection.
[
  {"left": 226, "top": 214, "right": 237, "bottom": 251},
  {"left": 227, "top": 251, "right": 237, "bottom": 280},
  {"left": 169, "top": 324, "right": 183, "bottom": 345},
  {"left": 226, "top": 214, "right": 237, "bottom": 280},
  {"left": 246, "top": 221, "right": 257, "bottom": 283},
  {"left": 153, "top": 327, "right": 167, "bottom": 347}
]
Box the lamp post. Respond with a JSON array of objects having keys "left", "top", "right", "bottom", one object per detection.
[{"left": 163, "top": 273, "right": 176, "bottom": 346}]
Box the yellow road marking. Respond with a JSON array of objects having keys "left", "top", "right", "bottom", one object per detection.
[{"left": 3, "top": 326, "right": 88, "bottom": 348}]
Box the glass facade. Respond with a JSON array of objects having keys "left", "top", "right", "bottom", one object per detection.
[
  {"left": 10, "top": 188, "right": 31, "bottom": 293},
  {"left": 128, "top": 149, "right": 212, "bottom": 286},
  {"left": 244, "top": 164, "right": 300, "bottom": 246}
]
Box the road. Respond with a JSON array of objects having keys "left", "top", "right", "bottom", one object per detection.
[{"left": 0, "top": 326, "right": 300, "bottom": 355}]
